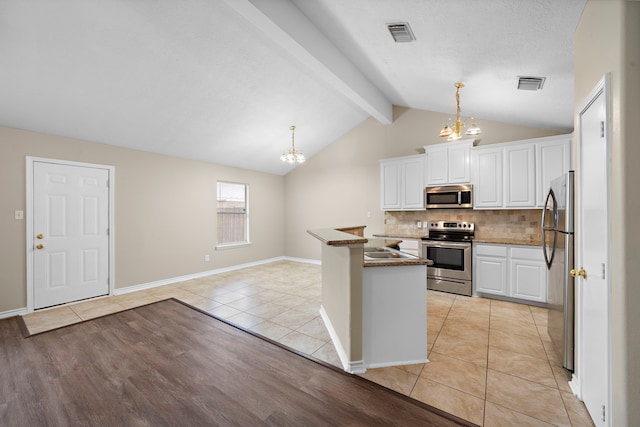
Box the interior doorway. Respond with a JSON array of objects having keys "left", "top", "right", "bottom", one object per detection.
[{"left": 27, "top": 157, "right": 114, "bottom": 311}]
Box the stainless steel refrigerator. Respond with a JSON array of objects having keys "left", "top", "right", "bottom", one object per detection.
[{"left": 541, "top": 171, "right": 575, "bottom": 371}]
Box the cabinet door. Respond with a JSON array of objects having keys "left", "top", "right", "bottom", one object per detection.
[
  {"left": 448, "top": 143, "right": 471, "bottom": 183},
  {"left": 380, "top": 160, "right": 401, "bottom": 210},
  {"left": 474, "top": 256, "right": 508, "bottom": 296},
  {"left": 402, "top": 157, "right": 425, "bottom": 209},
  {"left": 536, "top": 137, "right": 571, "bottom": 206},
  {"left": 510, "top": 259, "right": 547, "bottom": 302},
  {"left": 504, "top": 144, "right": 536, "bottom": 207},
  {"left": 425, "top": 146, "right": 448, "bottom": 185},
  {"left": 472, "top": 147, "right": 503, "bottom": 208}
]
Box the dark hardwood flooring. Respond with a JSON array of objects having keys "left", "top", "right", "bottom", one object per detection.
[{"left": 1, "top": 299, "right": 474, "bottom": 426}]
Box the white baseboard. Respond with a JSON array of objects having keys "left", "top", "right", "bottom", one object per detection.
[
  {"left": 569, "top": 374, "right": 581, "bottom": 398},
  {"left": 365, "top": 358, "right": 429, "bottom": 370},
  {"left": 319, "top": 305, "right": 366, "bottom": 374},
  {"left": 0, "top": 307, "right": 28, "bottom": 319},
  {"left": 285, "top": 256, "right": 321, "bottom": 265}
]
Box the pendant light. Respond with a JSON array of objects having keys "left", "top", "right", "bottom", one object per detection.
[
  {"left": 439, "top": 82, "right": 481, "bottom": 141},
  {"left": 280, "top": 125, "right": 305, "bottom": 164}
]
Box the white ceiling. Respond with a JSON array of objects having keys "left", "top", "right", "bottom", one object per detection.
[{"left": 0, "top": 0, "right": 586, "bottom": 175}]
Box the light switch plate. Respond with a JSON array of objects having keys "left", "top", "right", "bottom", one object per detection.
[{"left": 15, "top": 210, "right": 24, "bottom": 220}]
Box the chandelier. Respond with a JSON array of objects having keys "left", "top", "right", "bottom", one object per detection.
[
  {"left": 438, "top": 82, "right": 481, "bottom": 141},
  {"left": 280, "top": 125, "right": 305, "bottom": 164}
]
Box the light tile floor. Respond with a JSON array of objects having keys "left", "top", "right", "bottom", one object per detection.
[{"left": 21, "top": 260, "right": 594, "bottom": 426}]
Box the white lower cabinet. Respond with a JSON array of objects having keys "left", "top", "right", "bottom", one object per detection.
[
  {"left": 474, "top": 243, "right": 547, "bottom": 303},
  {"left": 474, "top": 244, "right": 508, "bottom": 296}
]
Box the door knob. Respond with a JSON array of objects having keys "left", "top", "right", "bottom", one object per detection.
[
  {"left": 570, "top": 268, "right": 587, "bottom": 278},
  {"left": 36, "top": 234, "right": 44, "bottom": 239},
  {"left": 36, "top": 244, "right": 45, "bottom": 250}
]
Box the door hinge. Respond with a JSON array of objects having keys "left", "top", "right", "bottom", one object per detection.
[
  {"left": 602, "top": 263, "right": 606, "bottom": 279},
  {"left": 602, "top": 404, "right": 606, "bottom": 422},
  {"left": 600, "top": 121, "right": 605, "bottom": 138}
]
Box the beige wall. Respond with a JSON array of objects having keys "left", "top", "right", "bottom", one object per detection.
[
  {"left": 284, "top": 106, "right": 560, "bottom": 260},
  {"left": 0, "top": 126, "right": 285, "bottom": 312},
  {"left": 574, "top": 1, "right": 640, "bottom": 424}
]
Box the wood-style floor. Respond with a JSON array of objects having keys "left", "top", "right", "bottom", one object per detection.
[{"left": 1, "top": 298, "right": 472, "bottom": 426}]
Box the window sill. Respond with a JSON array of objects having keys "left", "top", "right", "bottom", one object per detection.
[{"left": 215, "top": 242, "right": 252, "bottom": 251}]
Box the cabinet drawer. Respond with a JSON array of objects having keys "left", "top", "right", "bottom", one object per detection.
[
  {"left": 510, "top": 246, "right": 544, "bottom": 261},
  {"left": 475, "top": 244, "right": 508, "bottom": 257}
]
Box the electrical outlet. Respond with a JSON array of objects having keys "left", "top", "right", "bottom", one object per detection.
[
  {"left": 204, "top": 254, "right": 210, "bottom": 262},
  {"left": 416, "top": 221, "right": 422, "bottom": 229}
]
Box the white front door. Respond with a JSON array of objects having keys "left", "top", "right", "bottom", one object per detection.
[
  {"left": 32, "top": 160, "right": 111, "bottom": 309},
  {"left": 577, "top": 77, "right": 610, "bottom": 425}
]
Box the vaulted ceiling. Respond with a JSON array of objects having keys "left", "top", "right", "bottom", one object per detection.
[{"left": 0, "top": 0, "right": 586, "bottom": 175}]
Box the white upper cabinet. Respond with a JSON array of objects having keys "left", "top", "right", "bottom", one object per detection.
[
  {"left": 425, "top": 139, "right": 475, "bottom": 186},
  {"left": 472, "top": 147, "right": 503, "bottom": 208},
  {"left": 425, "top": 145, "right": 448, "bottom": 185},
  {"left": 504, "top": 144, "right": 536, "bottom": 207},
  {"left": 535, "top": 136, "right": 572, "bottom": 206},
  {"left": 380, "top": 154, "right": 426, "bottom": 210},
  {"left": 380, "top": 159, "right": 402, "bottom": 210},
  {"left": 472, "top": 134, "right": 572, "bottom": 210},
  {"left": 402, "top": 156, "right": 426, "bottom": 209}
]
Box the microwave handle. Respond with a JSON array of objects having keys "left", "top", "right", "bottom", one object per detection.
[{"left": 458, "top": 191, "right": 461, "bottom": 205}]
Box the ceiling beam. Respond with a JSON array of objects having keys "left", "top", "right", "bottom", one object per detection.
[{"left": 222, "top": 0, "right": 393, "bottom": 124}]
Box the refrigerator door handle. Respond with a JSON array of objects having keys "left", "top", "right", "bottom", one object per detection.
[
  {"left": 541, "top": 189, "right": 558, "bottom": 269},
  {"left": 542, "top": 229, "right": 557, "bottom": 269}
]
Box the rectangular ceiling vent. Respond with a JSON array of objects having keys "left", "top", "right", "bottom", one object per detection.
[
  {"left": 517, "top": 76, "right": 546, "bottom": 91},
  {"left": 387, "top": 22, "right": 415, "bottom": 43}
]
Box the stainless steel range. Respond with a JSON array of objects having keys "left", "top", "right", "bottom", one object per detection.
[{"left": 421, "top": 221, "right": 474, "bottom": 296}]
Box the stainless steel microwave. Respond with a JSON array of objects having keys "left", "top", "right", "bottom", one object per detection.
[{"left": 425, "top": 184, "right": 473, "bottom": 209}]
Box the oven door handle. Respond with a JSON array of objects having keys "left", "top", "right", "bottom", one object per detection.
[{"left": 424, "top": 241, "right": 470, "bottom": 249}]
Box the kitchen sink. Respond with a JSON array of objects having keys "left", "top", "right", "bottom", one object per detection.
[
  {"left": 365, "top": 252, "right": 404, "bottom": 259},
  {"left": 364, "top": 246, "right": 415, "bottom": 260}
]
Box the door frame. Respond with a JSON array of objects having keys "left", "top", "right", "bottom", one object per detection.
[
  {"left": 26, "top": 157, "right": 115, "bottom": 312},
  {"left": 572, "top": 74, "right": 611, "bottom": 418}
]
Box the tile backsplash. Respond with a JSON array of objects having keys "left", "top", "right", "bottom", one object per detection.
[{"left": 384, "top": 209, "right": 542, "bottom": 245}]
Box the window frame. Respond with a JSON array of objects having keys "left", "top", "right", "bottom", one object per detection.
[{"left": 215, "top": 181, "right": 250, "bottom": 250}]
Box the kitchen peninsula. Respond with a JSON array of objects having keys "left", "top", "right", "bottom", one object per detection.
[{"left": 307, "top": 227, "right": 429, "bottom": 374}]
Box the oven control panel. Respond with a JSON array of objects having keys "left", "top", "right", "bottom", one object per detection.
[{"left": 426, "top": 221, "right": 474, "bottom": 232}]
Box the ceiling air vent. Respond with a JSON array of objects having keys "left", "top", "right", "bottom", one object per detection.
[
  {"left": 517, "top": 76, "right": 546, "bottom": 91},
  {"left": 387, "top": 22, "right": 415, "bottom": 43}
]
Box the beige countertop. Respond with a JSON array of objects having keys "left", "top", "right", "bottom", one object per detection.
[
  {"left": 307, "top": 228, "right": 368, "bottom": 246},
  {"left": 307, "top": 228, "right": 428, "bottom": 267}
]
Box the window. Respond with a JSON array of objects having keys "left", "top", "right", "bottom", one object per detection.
[{"left": 216, "top": 181, "right": 249, "bottom": 248}]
